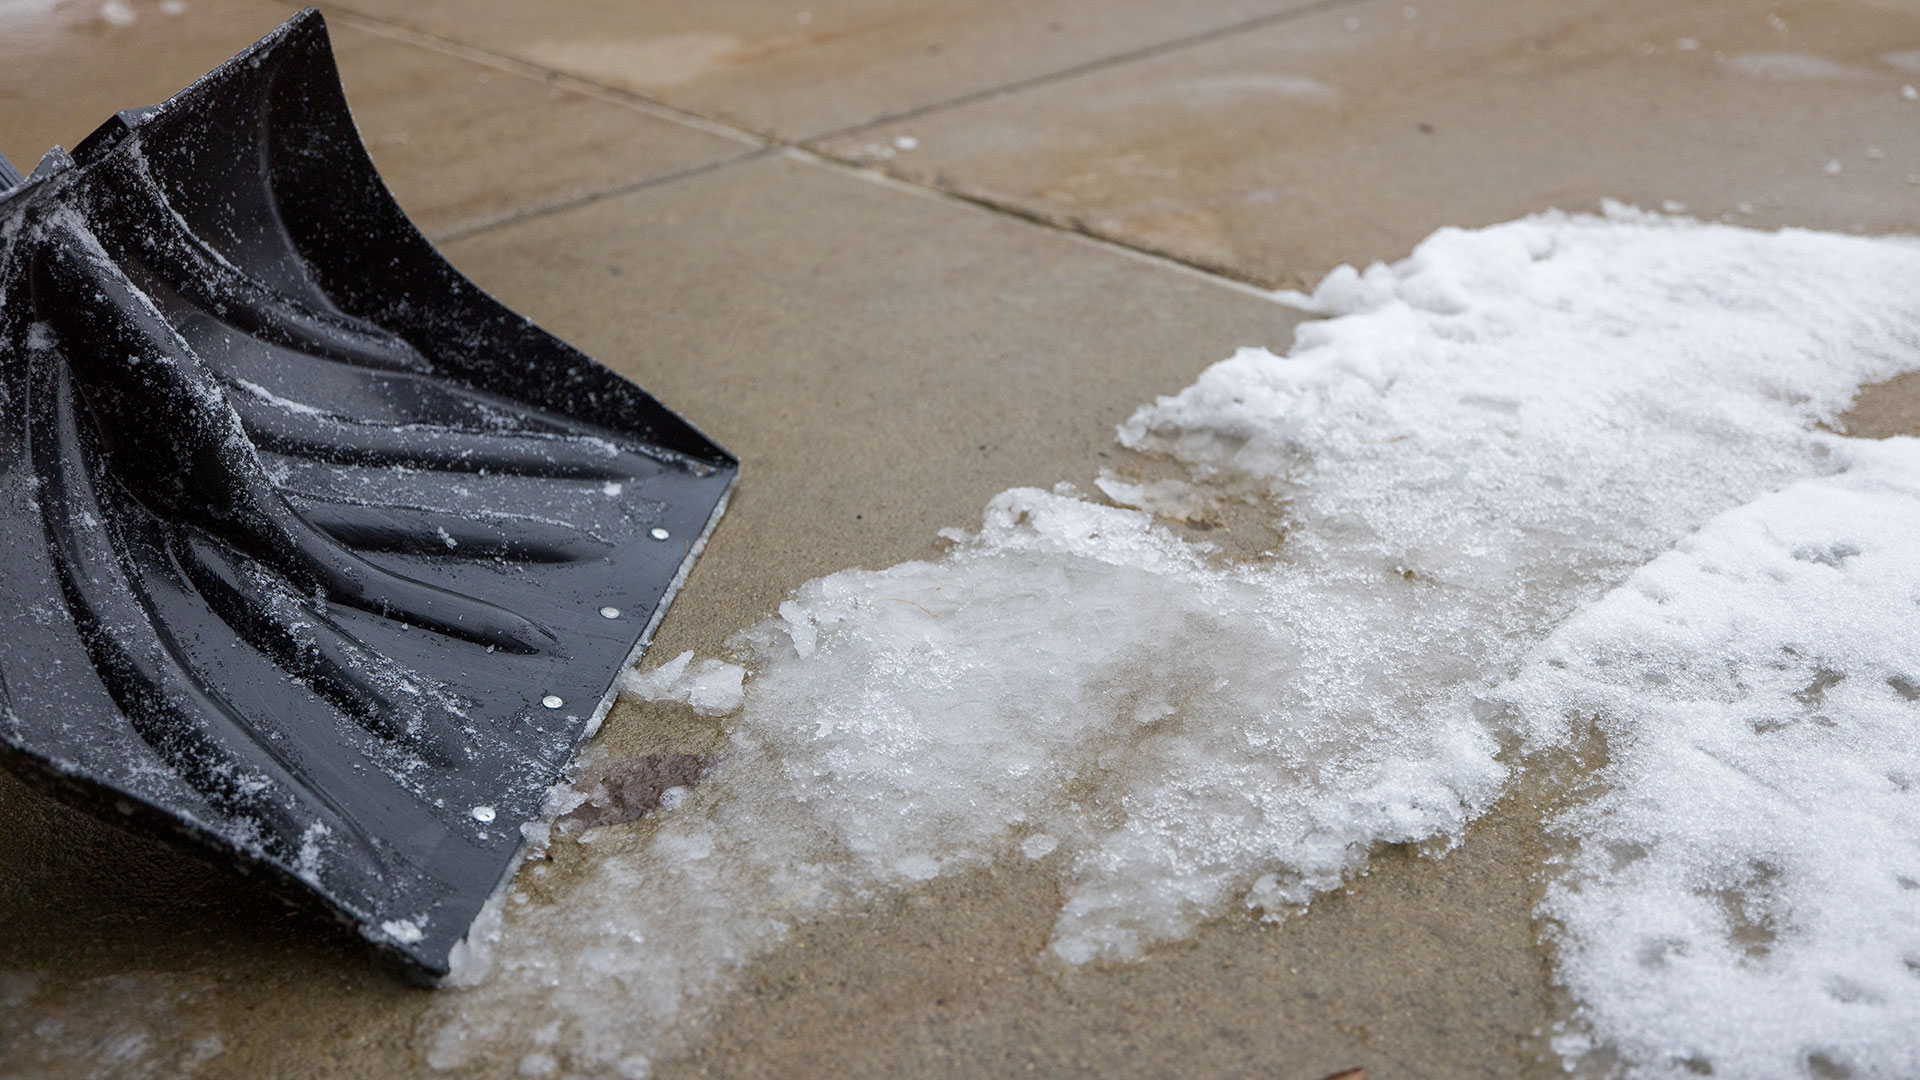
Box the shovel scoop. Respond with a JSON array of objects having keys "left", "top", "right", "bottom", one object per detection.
[{"left": 0, "top": 9, "right": 735, "bottom": 982}]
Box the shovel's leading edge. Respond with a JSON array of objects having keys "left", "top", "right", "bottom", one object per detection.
[{"left": 0, "top": 9, "right": 735, "bottom": 982}]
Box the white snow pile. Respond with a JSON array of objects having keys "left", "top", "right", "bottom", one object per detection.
[
  {"left": 425, "top": 208, "right": 1920, "bottom": 1078},
  {"left": 1509, "top": 438, "right": 1920, "bottom": 1079}
]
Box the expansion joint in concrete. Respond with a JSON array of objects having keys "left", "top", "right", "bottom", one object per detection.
[
  {"left": 432, "top": 149, "right": 776, "bottom": 245},
  {"left": 800, "top": 0, "right": 1366, "bottom": 145},
  {"left": 325, "top": 2, "right": 1330, "bottom": 300}
]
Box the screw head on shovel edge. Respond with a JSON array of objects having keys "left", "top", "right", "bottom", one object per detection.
[{"left": 0, "top": 8, "right": 735, "bottom": 982}]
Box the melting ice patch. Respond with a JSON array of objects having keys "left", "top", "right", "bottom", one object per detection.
[
  {"left": 427, "top": 210, "right": 1920, "bottom": 1077},
  {"left": 1509, "top": 439, "right": 1920, "bottom": 1080}
]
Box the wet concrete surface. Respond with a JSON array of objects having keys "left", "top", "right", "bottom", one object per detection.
[
  {"left": 3, "top": 0, "right": 1918, "bottom": 1076},
  {"left": 310, "top": 0, "right": 1329, "bottom": 139},
  {"left": 0, "top": 0, "right": 755, "bottom": 239},
  {"left": 814, "top": 0, "right": 1920, "bottom": 288}
]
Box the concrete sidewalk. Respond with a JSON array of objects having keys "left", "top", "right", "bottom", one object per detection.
[{"left": 2, "top": 1, "right": 1916, "bottom": 1076}]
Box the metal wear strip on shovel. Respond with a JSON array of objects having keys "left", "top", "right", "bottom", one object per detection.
[{"left": 0, "top": 9, "right": 735, "bottom": 982}]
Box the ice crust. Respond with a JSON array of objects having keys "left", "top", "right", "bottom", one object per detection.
[
  {"left": 620, "top": 650, "right": 744, "bottom": 717},
  {"left": 1508, "top": 439, "right": 1920, "bottom": 1079},
  {"left": 425, "top": 209, "right": 1920, "bottom": 1077}
]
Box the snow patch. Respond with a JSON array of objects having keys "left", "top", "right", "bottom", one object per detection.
[
  {"left": 426, "top": 211, "right": 1920, "bottom": 1077},
  {"left": 1510, "top": 438, "right": 1920, "bottom": 1079},
  {"left": 381, "top": 918, "right": 424, "bottom": 945}
]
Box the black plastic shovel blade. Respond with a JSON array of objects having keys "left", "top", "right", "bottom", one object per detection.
[{"left": 0, "top": 9, "right": 734, "bottom": 981}]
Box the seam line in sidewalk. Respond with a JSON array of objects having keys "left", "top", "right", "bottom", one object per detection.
[
  {"left": 324, "top": 3, "right": 1325, "bottom": 300},
  {"left": 325, "top": 8, "right": 770, "bottom": 147},
  {"left": 802, "top": 0, "right": 1363, "bottom": 144},
  {"left": 783, "top": 149, "right": 1291, "bottom": 305},
  {"left": 433, "top": 149, "right": 776, "bottom": 246}
]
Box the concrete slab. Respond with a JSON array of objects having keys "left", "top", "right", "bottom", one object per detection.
[
  {"left": 815, "top": 0, "right": 1920, "bottom": 288},
  {"left": 647, "top": 795, "right": 1557, "bottom": 1080},
  {"left": 0, "top": 0, "right": 299, "bottom": 171},
  {"left": 323, "top": 23, "right": 757, "bottom": 238},
  {"left": 313, "top": 0, "right": 1329, "bottom": 140},
  {"left": 0, "top": 1, "right": 754, "bottom": 239}
]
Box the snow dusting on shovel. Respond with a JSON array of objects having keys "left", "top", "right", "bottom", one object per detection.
[{"left": 427, "top": 208, "right": 1920, "bottom": 1079}]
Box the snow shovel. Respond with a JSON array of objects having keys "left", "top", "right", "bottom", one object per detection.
[{"left": 0, "top": 9, "right": 734, "bottom": 982}]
